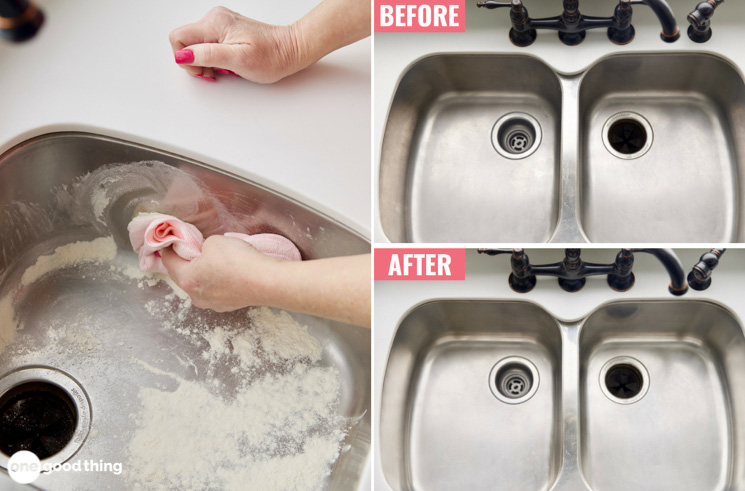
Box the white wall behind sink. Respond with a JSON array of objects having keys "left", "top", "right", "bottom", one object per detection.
[
  {"left": 373, "top": 0, "right": 745, "bottom": 242},
  {"left": 374, "top": 248, "right": 745, "bottom": 489},
  {"left": 0, "top": 0, "right": 371, "bottom": 238}
]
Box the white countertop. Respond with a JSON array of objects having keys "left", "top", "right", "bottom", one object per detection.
[
  {"left": 0, "top": 0, "right": 371, "bottom": 237},
  {"left": 373, "top": 0, "right": 745, "bottom": 242},
  {"left": 374, "top": 247, "right": 745, "bottom": 489}
]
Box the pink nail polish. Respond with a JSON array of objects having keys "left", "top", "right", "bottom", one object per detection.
[
  {"left": 174, "top": 49, "right": 194, "bottom": 64},
  {"left": 194, "top": 74, "right": 216, "bottom": 82},
  {"left": 215, "top": 69, "right": 230, "bottom": 75},
  {"left": 231, "top": 71, "right": 240, "bottom": 77}
]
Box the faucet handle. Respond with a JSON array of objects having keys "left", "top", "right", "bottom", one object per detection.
[{"left": 477, "top": 0, "right": 520, "bottom": 9}]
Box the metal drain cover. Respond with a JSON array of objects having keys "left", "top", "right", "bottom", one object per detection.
[
  {"left": 489, "top": 357, "right": 540, "bottom": 404},
  {"left": 491, "top": 113, "right": 542, "bottom": 160}
]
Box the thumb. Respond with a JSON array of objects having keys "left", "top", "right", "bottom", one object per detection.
[
  {"left": 160, "top": 246, "right": 191, "bottom": 283},
  {"left": 175, "top": 43, "right": 238, "bottom": 69}
]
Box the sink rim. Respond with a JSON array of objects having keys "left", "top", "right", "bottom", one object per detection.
[{"left": 0, "top": 131, "right": 370, "bottom": 246}]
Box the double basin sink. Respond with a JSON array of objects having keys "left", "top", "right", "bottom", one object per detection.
[
  {"left": 378, "top": 52, "right": 745, "bottom": 242},
  {"left": 380, "top": 299, "right": 745, "bottom": 490}
]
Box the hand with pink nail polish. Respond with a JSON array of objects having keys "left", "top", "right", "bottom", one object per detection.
[{"left": 169, "top": 1, "right": 370, "bottom": 84}]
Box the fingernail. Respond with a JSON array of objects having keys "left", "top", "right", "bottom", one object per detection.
[
  {"left": 155, "top": 251, "right": 162, "bottom": 258},
  {"left": 194, "top": 74, "right": 216, "bottom": 82},
  {"left": 231, "top": 71, "right": 240, "bottom": 77},
  {"left": 174, "top": 49, "right": 194, "bottom": 64},
  {"left": 215, "top": 69, "right": 230, "bottom": 75}
]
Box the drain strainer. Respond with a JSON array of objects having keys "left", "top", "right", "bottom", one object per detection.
[
  {"left": 602, "top": 112, "right": 653, "bottom": 159},
  {"left": 489, "top": 357, "right": 540, "bottom": 404},
  {"left": 491, "top": 113, "right": 542, "bottom": 160},
  {"left": 599, "top": 356, "right": 649, "bottom": 404},
  {"left": 0, "top": 367, "right": 91, "bottom": 470}
]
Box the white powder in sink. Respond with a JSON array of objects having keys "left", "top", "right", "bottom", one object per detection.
[
  {"left": 125, "top": 307, "right": 349, "bottom": 491},
  {"left": 126, "top": 364, "right": 345, "bottom": 491},
  {"left": 0, "top": 236, "right": 117, "bottom": 354},
  {"left": 20, "top": 236, "right": 116, "bottom": 286}
]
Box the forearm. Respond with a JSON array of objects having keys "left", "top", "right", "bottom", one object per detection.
[
  {"left": 293, "top": 0, "right": 371, "bottom": 67},
  {"left": 254, "top": 254, "right": 371, "bottom": 328}
]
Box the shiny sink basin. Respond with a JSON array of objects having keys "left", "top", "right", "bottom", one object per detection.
[
  {"left": 379, "top": 52, "right": 745, "bottom": 243},
  {"left": 579, "top": 53, "right": 745, "bottom": 242},
  {"left": 380, "top": 299, "right": 745, "bottom": 490},
  {"left": 0, "top": 133, "right": 370, "bottom": 490},
  {"left": 379, "top": 301, "right": 563, "bottom": 490},
  {"left": 579, "top": 301, "right": 745, "bottom": 491},
  {"left": 379, "top": 55, "right": 563, "bottom": 243}
]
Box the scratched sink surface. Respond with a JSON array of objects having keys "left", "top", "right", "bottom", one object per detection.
[
  {"left": 378, "top": 54, "right": 563, "bottom": 243},
  {"left": 379, "top": 52, "right": 745, "bottom": 243},
  {"left": 578, "top": 53, "right": 745, "bottom": 242},
  {"left": 0, "top": 133, "right": 370, "bottom": 490},
  {"left": 579, "top": 301, "right": 745, "bottom": 491},
  {"left": 379, "top": 301, "right": 563, "bottom": 491},
  {"left": 380, "top": 299, "right": 745, "bottom": 491}
]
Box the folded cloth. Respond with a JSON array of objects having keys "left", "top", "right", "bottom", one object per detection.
[{"left": 128, "top": 213, "right": 301, "bottom": 274}]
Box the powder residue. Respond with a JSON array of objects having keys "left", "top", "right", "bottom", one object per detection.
[
  {"left": 0, "top": 236, "right": 117, "bottom": 354},
  {"left": 20, "top": 236, "right": 117, "bottom": 286},
  {"left": 125, "top": 309, "right": 346, "bottom": 491}
]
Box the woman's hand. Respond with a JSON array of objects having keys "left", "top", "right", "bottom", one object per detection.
[
  {"left": 168, "top": 7, "right": 305, "bottom": 83},
  {"left": 161, "top": 235, "right": 278, "bottom": 311},
  {"left": 169, "top": 1, "right": 371, "bottom": 84},
  {"left": 161, "top": 235, "right": 371, "bottom": 327}
]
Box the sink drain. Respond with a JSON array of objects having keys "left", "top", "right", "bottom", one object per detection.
[
  {"left": 599, "top": 356, "right": 649, "bottom": 404},
  {"left": 0, "top": 367, "right": 91, "bottom": 470},
  {"left": 491, "top": 113, "right": 542, "bottom": 160},
  {"left": 602, "top": 112, "right": 653, "bottom": 159},
  {"left": 0, "top": 382, "right": 76, "bottom": 459},
  {"left": 489, "top": 357, "right": 540, "bottom": 404}
]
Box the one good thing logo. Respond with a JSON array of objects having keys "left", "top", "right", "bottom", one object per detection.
[{"left": 7, "top": 451, "right": 123, "bottom": 484}]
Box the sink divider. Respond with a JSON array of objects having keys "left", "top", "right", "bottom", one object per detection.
[
  {"left": 550, "top": 320, "right": 592, "bottom": 491},
  {"left": 550, "top": 76, "right": 587, "bottom": 243}
]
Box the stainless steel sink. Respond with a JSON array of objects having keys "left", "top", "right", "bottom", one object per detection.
[
  {"left": 579, "top": 301, "right": 745, "bottom": 491},
  {"left": 380, "top": 299, "right": 745, "bottom": 490},
  {"left": 379, "top": 301, "right": 563, "bottom": 490},
  {"left": 379, "top": 55, "right": 562, "bottom": 243},
  {"left": 579, "top": 53, "right": 745, "bottom": 242},
  {"left": 379, "top": 52, "right": 745, "bottom": 243},
  {"left": 0, "top": 133, "right": 370, "bottom": 489}
]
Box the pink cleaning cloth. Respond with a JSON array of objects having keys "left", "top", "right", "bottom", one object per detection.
[{"left": 127, "top": 213, "right": 301, "bottom": 274}]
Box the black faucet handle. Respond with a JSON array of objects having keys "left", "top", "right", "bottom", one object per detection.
[
  {"left": 688, "top": 248, "right": 725, "bottom": 290},
  {"left": 687, "top": 0, "right": 723, "bottom": 43},
  {"left": 477, "top": 0, "right": 520, "bottom": 9}
]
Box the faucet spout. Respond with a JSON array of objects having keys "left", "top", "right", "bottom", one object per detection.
[
  {"left": 632, "top": 248, "right": 688, "bottom": 295},
  {"left": 640, "top": 0, "right": 680, "bottom": 42}
]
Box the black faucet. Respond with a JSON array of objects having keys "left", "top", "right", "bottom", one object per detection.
[
  {"left": 478, "top": 248, "right": 688, "bottom": 295},
  {"left": 0, "top": 0, "right": 43, "bottom": 42},
  {"left": 477, "top": 0, "right": 679, "bottom": 47},
  {"left": 687, "top": 249, "right": 725, "bottom": 290},
  {"left": 687, "top": 0, "right": 723, "bottom": 43}
]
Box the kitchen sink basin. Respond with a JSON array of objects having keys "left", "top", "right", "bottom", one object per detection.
[
  {"left": 579, "top": 301, "right": 745, "bottom": 491},
  {"left": 379, "top": 52, "right": 745, "bottom": 243},
  {"left": 379, "top": 301, "right": 563, "bottom": 491},
  {"left": 380, "top": 299, "right": 745, "bottom": 490},
  {"left": 379, "top": 55, "right": 562, "bottom": 243},
  {"left": 579, "top": 54, "right": 745, "bottom": 242},
  {"left": 0, "top": 133, "right": 370, "bottom": 490}
]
